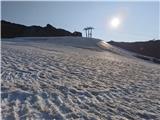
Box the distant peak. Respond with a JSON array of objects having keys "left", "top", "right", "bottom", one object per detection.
[{"left": 46, "top": 24, "right": 54, "bottom": 28}]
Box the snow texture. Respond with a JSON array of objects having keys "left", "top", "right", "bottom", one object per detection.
[{"left": 1, "top": 37, "right": 160, "bottom": 120}]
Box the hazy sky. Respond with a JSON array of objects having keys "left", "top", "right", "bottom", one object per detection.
[{"left": 2, "top": 1, "right": 159, "bottom": 42}]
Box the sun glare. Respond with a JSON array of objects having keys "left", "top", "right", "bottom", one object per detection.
[{"left": 111, "top": 17, "right": 120, "bottom": 28}]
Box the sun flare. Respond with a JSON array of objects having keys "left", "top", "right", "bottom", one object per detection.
[{"left": 111, "top": 17, "right": 120, "bottom": 28}]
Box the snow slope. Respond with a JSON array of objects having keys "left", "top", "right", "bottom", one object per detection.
[{"left": 1, "top": 37, "right": 160, "bottom": 120}]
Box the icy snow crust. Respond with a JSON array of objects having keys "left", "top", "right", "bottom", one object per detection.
[{"left": 1, "top": 37, "right": 160, "bottom": 120}]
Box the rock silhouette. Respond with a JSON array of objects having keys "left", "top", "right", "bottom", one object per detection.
[{"left": 1, "top": 20, "right": 82, "bottom": 38}]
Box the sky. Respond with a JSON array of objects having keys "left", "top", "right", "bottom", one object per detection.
[{"left": 1, "top": 1, "right": 160, "bottom": 42}]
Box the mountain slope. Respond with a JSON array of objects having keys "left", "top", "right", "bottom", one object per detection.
[
  {"left": 1, "top": 37, "right": 160, "bottom": 120},
  {"left": 108, "top": 40, "right": 160, "bottom": 59},
  {"left": 1, "top": 20, "right": 82, "bottom": 38}
]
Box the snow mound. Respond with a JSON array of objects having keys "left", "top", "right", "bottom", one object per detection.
[
  {"left": 3, "top": 37, "right": 133, "bottom": 57},
  {"left": 97, "top": 40, "right": 112, "bottom": 49}
]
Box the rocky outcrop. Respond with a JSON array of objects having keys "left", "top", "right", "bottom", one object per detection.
[{"left": 1, "top": 20, "right": 82, "bottom": 38}]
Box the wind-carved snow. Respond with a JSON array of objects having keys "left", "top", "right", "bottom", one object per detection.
[{"left": 1, "top": 37, "right": 160, "bottom": 120}]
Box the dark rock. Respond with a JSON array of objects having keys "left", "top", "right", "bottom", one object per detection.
[
  {"left": 1, "top": 20, "right": 82, "bottom": 38},
  {"left": 73, "top": 31, "right": 82, "bottom": 37}
]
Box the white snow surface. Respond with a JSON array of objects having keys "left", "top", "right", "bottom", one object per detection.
[{"left": 1, "top": 37, "right": 160, "bottom": 120}]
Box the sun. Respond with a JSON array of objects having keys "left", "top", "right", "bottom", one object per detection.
[{"left": 110, "top": 17, "right": 120, "bottom": 28}]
